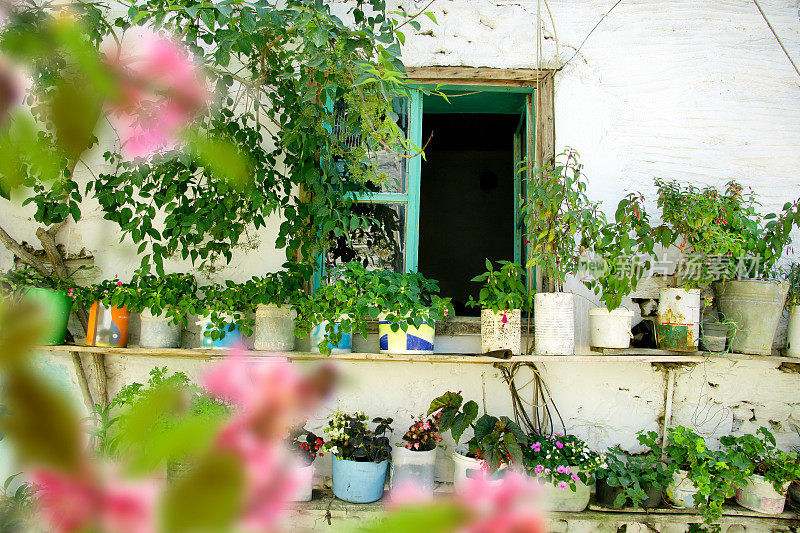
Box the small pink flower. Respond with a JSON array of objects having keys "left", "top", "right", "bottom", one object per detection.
[
  {"left": 557, "top": 481, "right": 568, "bottom": 491},
  {"left": 116, "top": 281, "right": 122, "bottom": 286},
  {"left": 531, "top": 442, "right": 541, "bottom": 452},
  {"left": 555, "top": 441, "right": 563, "bottom": 449},
  {"left": 534, "top": 465, "right": 544, "bottom": 474},
  {"left": 444, "top": 308, "right": 449, "bottom": 317},
  {"left": 556, "top": 465, "right": 566, "bottom": 474},
  {"left": 544, "top": 468, "right": 550, "bottom": 474},
  {"left": 571, "top": 473, "right": 580, "bottom": 482},
  {"left": 564, "top": 466, "right": 571, "bottom": 475},
  {"left": 414, "top": 442, "right": 420, "bottom": 450}
]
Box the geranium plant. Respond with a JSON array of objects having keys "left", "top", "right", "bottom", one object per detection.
[
  {"left": 288, "top": 423, "right": 325, "bottom": 467},
  {"left": 466, "top": 260, "right": 531, "bottom": 313},
  {"left": 523, "top": 433, "right": 604, "bottom": 491},
  {"left": 323, "top": 411, "right": 393, "bottom": 463},
  {"left": 523, "top": 148, "right": 605, "bottom": 292},
  {"left": 595, "top": 431, "right": 671, "bottom": 508},
  {"left": 399, "top": 413, "right": 441, "bottom": 452},
  {"left": 582, "top": 193, "right": 656, "bottom": 310},
  {"left": 721, "top": 426, "right": 800, "bottom": 494},
  {"left": 656, "top": 179, "right": 800, "bottom": 285},
  {"left": 663, "top": 426, "right": 749, "bottom": 524},
  {"left": 428, "top": 391, "right": 525, "bottom": 471}
]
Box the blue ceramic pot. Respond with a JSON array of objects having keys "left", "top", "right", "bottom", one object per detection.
[
  {"left": 310, "top": 321, "right": 352, "bottom": 354},
  {"left": 331, "top": 456, "right": 388, "bottom": 503},
  {"left": 202, "top": 321, "right": 242, "bottom": 349}
]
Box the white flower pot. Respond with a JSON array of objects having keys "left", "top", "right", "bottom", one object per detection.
[
  {"left": 378, "top": 312, "right": 435, "bottom": 354},
  {"left": 480, "top": 309, "right": 522, "bottom": 354},
  {"left": 786, "top": 305, "right": 800, "bottom": 358},
  {"left": 530, "top": 468, "right": 591, "bottom": 512},
  {"left": 534, "top": 292, "right": 574, "bottom": 355},
  {"left": 391, "top": 446, "right": 437, "bottom": 495},
  {"left": 588, "top": 307, "right": 634, "bottom": 349},
  {"left": 656, "top": 288, "right": 701, "bottom": 352},
  {"left": 253, "top": 304, "right": 296, "bottom": 351},
  {"left": 291, "top": 463, "right": 314, "bottom": 502},
  {"left": 735, "top": 474, "right": 787, "bottom": 515},
  {"left": 139, "top": 309, "right": 182, "bottom": 349},
  {"left": 665, "top": 469, "right": 700, "bottom": 508},
  {"left": 451, "top": 448, "right": 505, "bottom": 494}
]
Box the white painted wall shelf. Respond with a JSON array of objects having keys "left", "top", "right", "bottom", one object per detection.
[{"left": 38, "top": 345, "right": 800, "bottom": 367}]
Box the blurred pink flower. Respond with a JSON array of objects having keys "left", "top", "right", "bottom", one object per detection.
[
  {"left": 0, "top": 54, "right": 22, "bottom": 126},
  {"left": 458, "top": 472, "right": 544, "bottom": 533},
  {"left": 33, "top": 468, "right": 157, "bottom": 533},
  {"left": 105, "top": 29, "right": 207, "bottom": 159},
  {"left": 388, "top": 480, "right": 433, "bottom": 507}
]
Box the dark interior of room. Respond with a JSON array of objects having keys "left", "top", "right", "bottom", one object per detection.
[{"left": 418, "top": 113, "right": 519, "bottom": 316}]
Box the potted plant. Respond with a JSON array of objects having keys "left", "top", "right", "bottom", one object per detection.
[
  {"left": 196, "top": 282, "right": 248, "bottom": 350},
  {"left": 295, "top": 264, "right": 364, "bottom": 355},
  {"left": 323, "top": 411, "right": 393, "bottom": 503},
  {"left": 80, "top": 278, "right": 132, "bottom": 348},
  {"left": 523, "top": 433, "right": 604, "bottom": 512},
  {"left": 287, "top": 423, "right": 325, "bottom": 502},
  {"left": 362, "top": 269, "right": 453, "bottom": 355},
  {"left": 0, "top": 268, "right": 74, "bottom": 345},
  {"left": 524, "top": 148, "right": 604, "bottom": 355},
  {"left": 390, "top": 413, "right": 441, "bottom": 495},
  {"left": 428, "top": 391, "right": 525, "bottom": 494},
  {"left": 662, "top": 426, "right": 749, "bottom": 525},
  {"left": 657, "top": 179, "right": 800, "bottom": 355},
  {"left": 245, "top": 263, "right": 310, "bottom": 351},
  {"left": 467, "top": 260, "right": 530, "bottom": 355},
  {"left": 109, "top": 272, "right": 197, "bottom": 349},
  {"left": 783, "top": 263, "right": 800, "bottom": 358},
  {"left": 721, "top": 427, "right": 800, "bottom": 515},
  {"left": 582, "top": 193, "right": 655, "bottom": 349},
  {"left": 595, "top": 432, "right": 670, "bottom": 509}
]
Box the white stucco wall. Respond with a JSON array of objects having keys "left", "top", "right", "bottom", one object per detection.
[{"left": 4, "top": 0, "right": 800, "bottom": 481}]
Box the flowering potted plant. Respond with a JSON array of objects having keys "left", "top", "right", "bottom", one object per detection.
[
  {"left": 523, "top": 433, "right": 604, "bottom": 512},
  {"left": 582, "top": 193, "right": 654, "bottom": 349},
  {"left": 657, "top": 179, "right": 800, "bottom": 354},
  {"left": 108, "top": 272, "right": 197, "bottom": 349},
  {"left": 295, "top": 263, "right": 365, "bottom": 355},
  {"left": 467, "top": 260, "right": 530, "bottom": 355},
  {"left": 196, "top": 282, "right": 247, "bottom": 349},
  {"left": 360, "top": 269, "right": 453, "bottom": 355},
  {"left": 323, "top": 411, "right": 393, "bottom": 503},
  {"left": 391, "top": 413, "right": 441, "bottom": 495},
  {"left": 0, "top": 268, "right": 75, "bottom": 345},
  {"left": 428, "top": 391, "right": 525, "bottom": 493},
  {"left": 721, "top": 427, "right": 800, "bottom": 515},
  {"left": 662, "top": 426, "right": 748, "bottom": 525},
  {"left": 287, "top": 423, "right": 324, "bottom": 502},
  {"left": 524, "top": 148, "right": 604, "bottom": 355},
  {"left": 783, "top": 263, "right": 800, "bottom": 358},
  {"left": 594, "top": 432, "right": 670, "bottom": 509}
]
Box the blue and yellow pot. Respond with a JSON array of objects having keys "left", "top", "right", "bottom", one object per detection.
[
  {"left": 310, "top": 319, "right": 352, "bottom": 354},
  {"left": 378, "top": 313, "right": 435, "bottom": 355}
]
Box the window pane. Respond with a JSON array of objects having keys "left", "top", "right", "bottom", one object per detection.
[
  {"left": 371, "top": 98, "right": 409, "bottom": 193},
  {"left": 325, "top": 202, "right": 406, "bottom": 273}
]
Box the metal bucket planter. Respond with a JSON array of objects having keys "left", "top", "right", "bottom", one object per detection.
[
  {"left": 24, "top": 287, "right": 73, "bottom": 345},
  {"left": 785, "top": 305, "right": 800, "bottom": 358},
  {"left": 391, "top": 446, "right": 436, "bottom": 495},
  {"left": 253, "top": 304, "right": 296, "bottom": 351},
  {"left": 713, "top": 280, "right": 788, "bottom": 355},
  {"left": 451, "top": 448, "right": 506, "bottom": 494},
  {"left": 331, "top": 456, "right": 388, "bottom": 503},
  {"left": 534, "top": 292, "right": 574, "bottom": 355},
  {"left": 596, "top": 477, "right": 661, "bottom": 509},
  {"left": 589, "top": 308, "right": 634, "bottom": 349},
  {"left": 139, "top": 309, "right": 181, "bottom": 349},
  {"left": 198, "top": 316, "right": 242, "bottom": 349},
  {"left": 480, "top": 309, "right": 522, "bottom": 354},
  {"left": 310, "top": 320, "right": 352, "bottom": 354},
  {"left": 532, "top": 469, "right": 591, "bottom": 512},
  {"left": 735, "top": 474, "right": 787, "bottom": 515},
  {"left": 87, "top": 302, "right": 130, "bottom": 347},
  {"left": 378, "top": 313, "right": 434, "bottom": 354},
  {"left": 701, "top": 321, "right": 730, "bottom": 352},
  {"left": 656, "top": 288, "right": 700, "bottom": 351},
  {"left": 665, "top": 469, "right": 700, "bottom": 508}
]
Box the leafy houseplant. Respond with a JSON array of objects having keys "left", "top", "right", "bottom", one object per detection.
[
  {"left": 663, "top": 426, "right": 749, "bottom": 524},
  {"left": 467, "top": 260, "right": 529, "bottom": 355},
  {"left": 428, "top": 391, "right": 525, "bottom": 472},
  {"left": 784, "top": 263, "right": 800, "bottom": 358},
  {"left": 721, "top": 426, "right": 800, "bottom": 514},
  {"left": 109, "top": 272, "right": 198, "bottom": 327},
  {"left": 594, "top": 433, "right": 670, "bottom": 509},
  {"left": 523, "top": 433, "right": 604, "bottom": 491}
]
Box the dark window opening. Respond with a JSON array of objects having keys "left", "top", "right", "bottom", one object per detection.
[{"left": 419, "top": 114, "right": 519, "bottom": 316}]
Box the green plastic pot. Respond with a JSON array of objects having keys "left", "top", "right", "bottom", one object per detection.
[{"left": 24, "top": 287, "right": 73, "bottom": 345}]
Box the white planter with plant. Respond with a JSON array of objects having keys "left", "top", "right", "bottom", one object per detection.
[
  {"left": 391, "top": 414, "right": 441, "bottom": 495},
  {"left": 288, "top": 423, "right": 324, "bottom": 502},
  {"left": 467, "top": 260, "right": 530, "bottom": 355},
  {"left": 657, "top": 179, "right": 800, "bottom": 356},
  {"left": 524, "top": 149, "right": 606, "bottom": 356}
]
